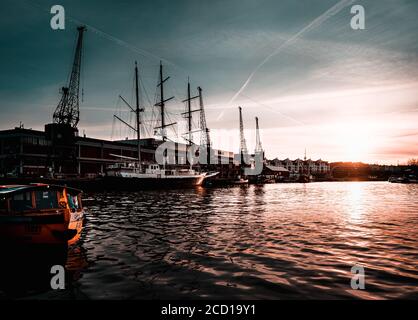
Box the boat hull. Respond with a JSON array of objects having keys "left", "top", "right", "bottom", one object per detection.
[
  {"left": 0, "top": 211, "right": 84, "bottom": 246},
  {"left": 103, "top": 175, "right": 206, "bottom": 190}
]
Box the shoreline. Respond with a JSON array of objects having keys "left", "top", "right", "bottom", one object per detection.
[{"left": 0, "top": 176, "right": 397, "bottom": 193}]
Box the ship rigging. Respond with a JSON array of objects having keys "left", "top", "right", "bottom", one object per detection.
[{"left": 106, "top": 61, "right": 218, "bottom": 188}]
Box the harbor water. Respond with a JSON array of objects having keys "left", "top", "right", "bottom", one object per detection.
[{"left": 1, "top": 182, "right": 418, "bottom": 299}]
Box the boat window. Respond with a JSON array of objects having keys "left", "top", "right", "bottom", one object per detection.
[
  {"left": 35, "top": 190, "right": 58, "bottom": 210},
  {"left": 67, "top": 193, "right": 80, "bottom": 211},
  {"left": 10, "top": 192, "right": 33, "bottom": 212},
  {"left": 0, "top": 198, "right": 7, "bottom": 212}
]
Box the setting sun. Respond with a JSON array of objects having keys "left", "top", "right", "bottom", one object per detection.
[{"left": 336, "top": 122, "right": 376, "bottom": 162}]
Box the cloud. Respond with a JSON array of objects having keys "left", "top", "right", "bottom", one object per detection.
[{"left": 228, "top": 0, "right": 356, "bottom": 105}]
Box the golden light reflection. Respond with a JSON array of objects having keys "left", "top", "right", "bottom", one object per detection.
[{"left": 345, "top": 182, "right": 364, "bottom": 221}]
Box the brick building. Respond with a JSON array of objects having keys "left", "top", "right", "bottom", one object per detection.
[{"left": 0, "top": 126, "right": 234, "bottom": 179}]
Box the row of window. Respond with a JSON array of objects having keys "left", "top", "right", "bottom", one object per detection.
[
  {"left": 285, "top": 166, "right": 330, "bottom": 172},
  {"left": 0, "top": 190, "right": 81, "bottom": 213},
  {"left": 21, "top": 136, "right": 50, "bottom": 146}
]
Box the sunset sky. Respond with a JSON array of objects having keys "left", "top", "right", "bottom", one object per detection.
[{"left": 0, "top": 0, "right": 417, "bottom": 164}]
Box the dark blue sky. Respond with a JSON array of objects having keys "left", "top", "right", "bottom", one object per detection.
[{"left": 1, "top": 0, "right": 417, "bottom": 163}]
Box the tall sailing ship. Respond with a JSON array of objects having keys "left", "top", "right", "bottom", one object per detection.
[{"left": 105, "top": 61, "right": 217, "bottom": 188}]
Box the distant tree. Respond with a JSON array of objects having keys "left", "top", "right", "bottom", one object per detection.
[{"left": 407, "top": 158, "right": 418, "bottom": 166}]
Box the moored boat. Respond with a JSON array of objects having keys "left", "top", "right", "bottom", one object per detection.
[
  {"left": 298, "top": 173, "right": 313, "bottom": 183},
  {"left": 233, "top": 177, "right": 249, "bottom": 185},
  {"left": 388, "top": 174, "right": 418, "bottom": 184},
  {"left": 106, "top": 161, "right": 218, "bottom": 189},
  {"left": 104, "top": 61, "right": 218, "bottom": 190},
  {"left": 0, "top": 184, "right": 84, "bottom": 245}
]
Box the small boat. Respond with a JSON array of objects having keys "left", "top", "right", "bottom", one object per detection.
[
  {"left": 298, "top": 173, "right": 313, "bottom": 183},
  {"left": 233, "top": 177, "right": 249, "bottom": 185},
  {"left": 388, "top": 176, "right": 404, "bottom": 183},
  {"left": 0, "top": 184, "right": 84, "bottom": 245},
  {"left": 388, "top": 174, "right": 418, "bottom": 184}
]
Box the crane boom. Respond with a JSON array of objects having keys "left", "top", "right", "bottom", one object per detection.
[
  {"left": 53, "top": 26, "right": 86, "bottom": 128},
  {"left": 239, "top": 106, "right": 248, "bottom": 165},
  {"left": 198, "top": 87, "right": 211, "bottom": 165},
  {"left": 255, "top": 116, "right": 263, "bottom": 153}
]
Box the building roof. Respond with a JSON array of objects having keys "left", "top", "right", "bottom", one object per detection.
[
  {"left": 266, "top": 165, "right": 289, "bottom": 172},
  {"left": 0, "top": 127, "right": 45, "bottom": 136}
]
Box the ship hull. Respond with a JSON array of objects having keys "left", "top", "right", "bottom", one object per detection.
[{"left": 103, "top": 175, "right": 206, "bottom": 190}]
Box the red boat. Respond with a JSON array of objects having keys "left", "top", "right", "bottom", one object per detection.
[{"left": 0, "top": 184, "right": 84, "bottom": 245}]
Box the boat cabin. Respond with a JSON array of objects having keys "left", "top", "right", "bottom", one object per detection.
[{"left": 0, "top": 184, "right": 83, "bottom": 214}]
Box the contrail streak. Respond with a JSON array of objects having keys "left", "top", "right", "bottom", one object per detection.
[
  {"left": 19, "top": 0, "right": 182, "bottom": 69},
  {"left": 228, "top": 0, "right": 356, "bottom": 105}
]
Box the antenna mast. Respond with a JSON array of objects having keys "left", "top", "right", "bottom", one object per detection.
[
  {"left": 304, "top": 148, "right": 310, "bottom": 175},
  {"left": 53, "top": 26, "right": 86, "bottom": 128}
]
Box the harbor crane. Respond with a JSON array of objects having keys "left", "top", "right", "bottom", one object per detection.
[
  {"left": 238, "top": 106, "right": 248, "bottom": 165},
  {"left": 53, "top": 26, "right": 86, "bottom": 128},
  {"left": 255, "top": 116, "right": 264, "bottom": 159},
  {"left": 198, "top": 87, "right": 211, "bottom": 165}
]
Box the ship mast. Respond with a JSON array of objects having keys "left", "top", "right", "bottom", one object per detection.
[
  {"left": 134, "top": 62, "right": 143, "bottom": 171},
  {"left": 159, "top": 62, "right": 165, "bottom": 136},
  {"left": 181, "top": 78, "right": 199, "bottom": 146},
  {"left": 155, "top": 61, "right": 175, "bottom": 141},
  {"left": 187, "top": 80, "right": 192, "bottom": 145},
  {"left": 113, "top": 61, "right": 144, "bottom": 171}
]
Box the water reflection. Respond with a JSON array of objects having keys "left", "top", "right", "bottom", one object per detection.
[
  {"left": 0, "top": 243, "right": 88, "bottom": 299},
  {"left": 1, "top": 182, "right": 418, "bottom": 299},
  {"left": 345, "top": 182, "right": 365, "bottom": 221}
]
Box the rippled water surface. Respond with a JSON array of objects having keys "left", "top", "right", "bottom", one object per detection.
[{"left": 3, "top": 182, "right": 418, "bottom": 299}]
